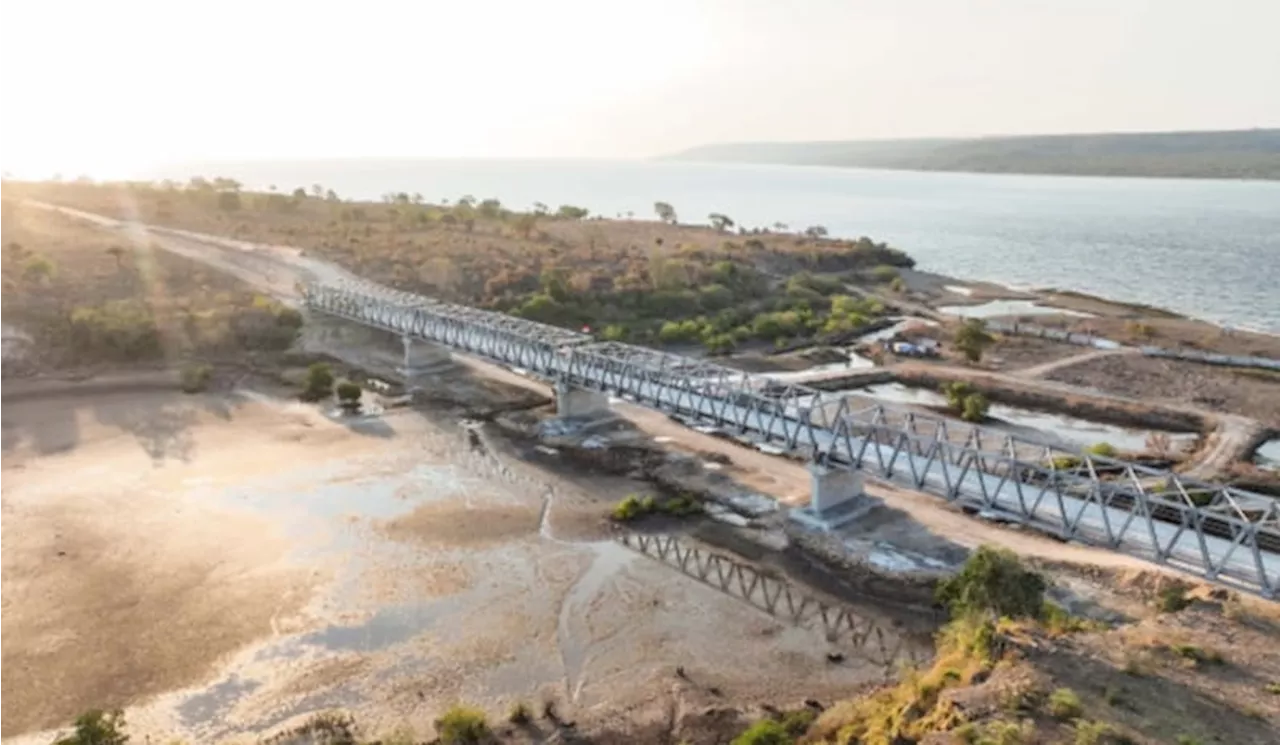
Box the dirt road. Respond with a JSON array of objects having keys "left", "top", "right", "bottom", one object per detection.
[{"left": 1013, "top": 346, "right": 1139, "bottom": 378}]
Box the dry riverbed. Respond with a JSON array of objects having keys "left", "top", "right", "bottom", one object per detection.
[{"left": 1, "top": 375, "right": 916, "bottom": 743}]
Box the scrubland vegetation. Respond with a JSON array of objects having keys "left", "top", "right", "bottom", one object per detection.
[
  {"left": 1, "top": 198, "right": 301, "bottom": 375},
  {"left": 7, "top": 179, "right": 915, "bottom": 355}
]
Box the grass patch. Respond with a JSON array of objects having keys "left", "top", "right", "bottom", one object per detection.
[
  {"left": 1042, "top": 601, "right": 1105, "bottom": 635},
  {"left": 180, "top": 362, "right": 212, "bottom": 393},
  {"left": 610, "top": 491, "right": 704, "bottom": 522},
  {"left": 731, "top": 718, "right": 793, "bottom": 745},
  {"left": 435, "top": 705, "right": 489, "bottom": 744},
  {"left": 1072, "top": 720, "right": 1112, "bottom": 745},
  {"left": 1167, "top": 643, "right": 1224, "bottom": 667},
  {"left": 506, "top": 701, "right": 531, "bottom": 725},
  {"left": 1156, "top": 583, "right": 1192, "bottom": 613}
]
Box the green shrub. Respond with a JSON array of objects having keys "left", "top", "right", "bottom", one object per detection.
[
  {"left": 507, "top": 701, "right": 531, "bottom": 724},
  {"left": 731, "top": 719, "right": 792, "bottom": 745},
  {"left": 611, "top": 493, "right": 702, "bottom": 521},
  {"left": 335, "top": 380, "right": 362, "bottom": 409},
  {"left": 180, "top": 363, "right": 212, "bottom": 393},
  {"left": 302, "top": 362, "right": 335, "bottom": 401},
  {"left": 870, "top": 264, "right": 900, "bottom": 283},
  {"left": 955, "top": 318, "right": 995, "bottom": 362},
  {"left": 1073, "top": 720, "right": 1111, "bottom": 745},
  {"left": 936, "top": 545, "right": 1047, "bottom": 620},
  {"left": 53, "top": 710, "right": 129, "bottom": 745},
  {"left": 1048, "top": 687, "right": 1083, "bottom": 720},
  {"left": 436, "top": 705, "right": 489, "bottom": 744},
  {"left": 611, "top": 494, "right": 650, "bottom": 521},
  {"left": 779, "top": 709, "right": 817, "bottom": 736},
  {"left": 1085, "top": 441, "right": 1117, "bottom": 458},
  {"left": 961, "top": 393, "right": 990, "bottom": 422},
  {"left": 1156, "top": 583, "right": 1192, "bottom": 613},
  {"left": 944, "top": 381, "right": 974, "bottom": 409}
]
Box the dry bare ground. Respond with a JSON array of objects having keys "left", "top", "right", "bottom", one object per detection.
[
  {"left": 0, "top": 390, "right": 322, "bottom": 736},
  {"left": 1047, "top": 354, "right": 1280, "bottom": 428}
]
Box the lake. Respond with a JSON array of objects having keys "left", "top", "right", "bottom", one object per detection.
[{"left": 146, "top": 159, "right": 1280, "bottom": 333}]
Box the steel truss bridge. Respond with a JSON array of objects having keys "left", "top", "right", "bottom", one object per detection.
[{"left": 304, "top": 279, "right": 1280, "bottom": 599}]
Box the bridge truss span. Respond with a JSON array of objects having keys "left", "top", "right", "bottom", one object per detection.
[{"left": 304, "top": 281, "right": 1280, "bottom": 599}]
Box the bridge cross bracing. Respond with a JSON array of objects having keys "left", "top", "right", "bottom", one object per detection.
[{"left": 303, "top": 280, "right": 1280, "bottom": 599}]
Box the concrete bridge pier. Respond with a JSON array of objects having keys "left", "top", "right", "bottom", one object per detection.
[
  {"left": 400, "top": 335, "right": 452, "bottom": 388},
  {"left": 790, "top": 462, "right": 868, "bottom": 531},
  {"left": 554, "top": 380, "right": 611, "bottom": 419}
]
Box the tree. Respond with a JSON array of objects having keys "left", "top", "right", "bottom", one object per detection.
[
  {"left": 803, "top": 225, "right": 828, "bottom": 239},
  {"left": 336, "top": 380, "right": 362, "bottom": 411},
  {"left": 53, "top": 709, "right": 129, "bottom": 745},
  {"left": 654, "top": 201, "right": 677, "bottom": 224},
  {"left": 302, "top": 362, "right": 334, "bottom": 401},
  {"left": 708, "top": 212, "right": 735, "bottom": 232},
  {"left": 292, "top": 187, "right": 308, "bottom": 200},
  {"left": 311, "top": 183, "right": 324, "bottom": 198},
  {"left": 961, "top": 392, "right": 989, "bottom": 422},
  {"left": 954, "top": 318, "right": 995, "bottom": 362},
  {"left": 478, "top": 198, "right": 503, "bottom": 219},
  {"left": 556, "top": 204, "right": 589, "bottom": 220},
  {"left": 324, "top": 189, "right": 339, "bottom": 202},
  {"left": 532, "top": 201, "right": 549, "bottom": 216},
  {"left": 935, "top": 545, "right": 1047, "bottom": 620}
]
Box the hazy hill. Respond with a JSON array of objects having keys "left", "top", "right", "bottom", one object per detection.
[{"left": 667, "top": 129, "right": 1280, "bottom": 180}]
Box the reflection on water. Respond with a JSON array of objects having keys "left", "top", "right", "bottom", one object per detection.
[
  {"left": 1256, "top": 440, "right": 1280, "bottom": 471},
  {"left": 300, "top": 602, "right": 441, "bottom": 653},
  {"left": 857, "top": 317, "right": 940, "bottom": 344},
  {"left": 858, "top": 383, "right": 1195, "bottom": 453},
  {"left": 938, "top": 300, "right": 1094, "bottom": 319},
  {"left": 178, "top": 676, "right": 261, "bottom": 729}
]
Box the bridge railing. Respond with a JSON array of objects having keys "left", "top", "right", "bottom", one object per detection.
[{"left": 304, "top": 281, "right": 1279, "bottom": 598}]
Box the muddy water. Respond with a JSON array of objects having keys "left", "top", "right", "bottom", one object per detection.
[
  {"left": 1257, "top": 440, "right": 1280, "bottom": 471},
  {"left": 857, "top": 382, "right": 1196, "bottom": 453},
  {"left": 2, "top": 389, "right": 903, "bottom": 743}
]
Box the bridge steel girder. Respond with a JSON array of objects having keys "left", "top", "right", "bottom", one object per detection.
[{"left": 304, "top": 280, "right": 1280, "bottom": 599}]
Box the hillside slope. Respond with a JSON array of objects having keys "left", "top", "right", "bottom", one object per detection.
[{"left": 668, "top": 129, "right": 1280, "bottom": 180}]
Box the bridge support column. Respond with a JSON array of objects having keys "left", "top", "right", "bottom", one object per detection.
[
  {"left": 400, "top": 335, "right": 452, "bottom": 388},
  {"left": 790, "top": 463, "right": 867, "bottom": 531},
  {"left": 554, "top": 381, "right": 610, "bottom": 419}
]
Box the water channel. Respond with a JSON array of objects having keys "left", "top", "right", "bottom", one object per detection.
[{"left": 855, "top": 382, "right": 1197, "bottom": 455}]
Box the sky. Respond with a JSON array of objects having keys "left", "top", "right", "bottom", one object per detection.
[{"left": 2, "top": 0, "right": 1279, "bottom": 178}]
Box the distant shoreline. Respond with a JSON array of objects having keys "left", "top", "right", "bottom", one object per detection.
[
  {"left": 666, "top": 128, "right": 1280, "bottom": 182},
  {"left": 665, "top": 158, "right": 1280, "bottom": 184}
]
